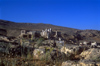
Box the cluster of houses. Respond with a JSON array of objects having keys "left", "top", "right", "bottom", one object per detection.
[
  {"left": 19, "top": 28, "right": 100, "bottom": 48},
  {"left": 0, "top": 28, "right": 100, "bottom": 48},
  {"left": 19, "top": 28, "right": 61, "bottom": 39},
  {"left": 19, "top": 28, "right": 64, "bottom": 47}
]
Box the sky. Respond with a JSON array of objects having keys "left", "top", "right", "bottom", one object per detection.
[{"left": 0, "top": 0, "right": 100, "bottom": 30}]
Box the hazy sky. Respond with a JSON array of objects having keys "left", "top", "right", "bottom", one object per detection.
[{"left": 0, "top": 0, "right": 100, "bottom": 30}]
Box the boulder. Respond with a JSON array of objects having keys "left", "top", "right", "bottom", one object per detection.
[
  {"left": 78, "top": 60, "right": 96, "bottom": 66},
  {"left": 34, "top": 46, "right": 67, "bottom": 61},
  {"left": 33, "top": 48, "right": 45, "bottom": 59},
  {"left": 61, "top": 46, "right": 74, "bottom": 54},
  {"left": 96, "top": 62, "right": 100, "bottom": 66},
  {"left": 61, "top": 45, "right": 88, "bottom": 55},
  {"left": 0, "top": 36, "right": 9, "bottom": 42},
  {"left": 39, "top": 49, "right": 67, "bottom": 61},
  {"left": 80, "top": 48, "right": 100, "bottom": 61}
]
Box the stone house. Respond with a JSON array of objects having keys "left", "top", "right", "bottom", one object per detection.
[
  {"left": 20, "top": 30, "right": 36, "bottom": 39},
  {"left": 40, "top": 28, "right": 61, "bottom": 39},
  {"left": 40, "top": 28, "right": 52, "bottom": 39}
]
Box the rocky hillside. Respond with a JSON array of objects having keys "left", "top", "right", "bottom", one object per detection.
[
  {"left": 1, "top": 20, "right": 100, "bottom": 66},
  {"left": 0, "top": 19, "right": 100, "bottom": 42}
]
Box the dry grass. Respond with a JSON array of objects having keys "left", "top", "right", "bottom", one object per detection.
[
  {"left": 0, "top": 57, "right": 62, "bottom": 66},
  {"left": 0, "top": 51, "right": 63, "bottom": 66}
]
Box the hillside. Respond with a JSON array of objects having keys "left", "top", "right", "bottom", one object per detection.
[
  {"left": 1, "top": 20, "right": 100, "bottom": 66},
  {"left": 0, "top": 20, "right": 78, "bottom": 36},
  {"left": 0, "top": 19, "right": 100, "bottom": 43}
]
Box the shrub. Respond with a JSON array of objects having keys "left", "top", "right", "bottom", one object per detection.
[
  {"left": 36, "top": 38, "right": 45, "bottom": 47},
  {"left": 40, "top": 51, "right": 52, "bottom": 61}
]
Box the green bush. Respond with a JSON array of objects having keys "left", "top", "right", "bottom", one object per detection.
[
  {"left": 36, "top": 38, "right": 45, "bottom": 47},
  {"left": 40, "top": 51, "right": 52, "bottom": 61}
]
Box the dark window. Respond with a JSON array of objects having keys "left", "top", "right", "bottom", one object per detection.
[{"left": 23, "top": 35, "right": 27, "bottom": 38}]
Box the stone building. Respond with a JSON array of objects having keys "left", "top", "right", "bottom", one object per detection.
[
  {"left": 40, "top": 28, "right": 61, "bottom": 39},
  {"left": 19, "top": 30, "right": 36, "bottom": 39},
  {"left": 40, "top": 28, "right": 52, "bottom": 39}
]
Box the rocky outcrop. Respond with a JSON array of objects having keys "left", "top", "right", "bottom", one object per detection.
[
  {"left": 96, "top": 62, "right": 100, "bottom": 66},
  {"left": 60, "top": 45, "right": 90, "bottom": 60},
  {"left": 62, "top": 60, "right": 97, "bottom": 66},
  {"left": 80, "top": 48, "right": 100, "bottom": 61},
  {"left": 61, "top": 45, "right": 88, "bottom": 55},
  {"left": 0, "top": 36, "right": 9, "bottom": 42},
  {"left": 33, "top": 48, "right": 45, "bottom": 59},
  {"left": 78, "top": 60, "right": 96, "bottom": 66}
]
